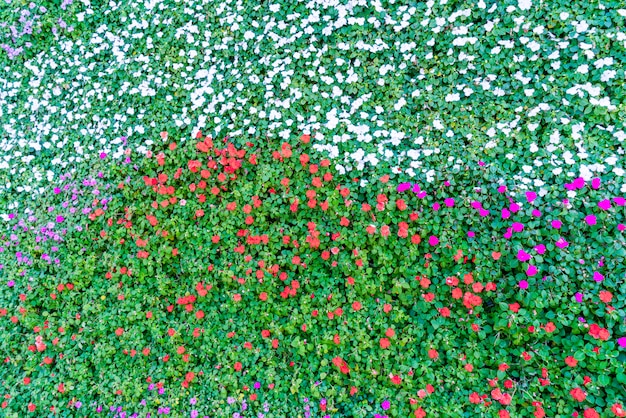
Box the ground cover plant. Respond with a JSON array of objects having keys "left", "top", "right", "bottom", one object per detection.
[{"left": 1, "top": 0, "right": 626, "bottom": 417}]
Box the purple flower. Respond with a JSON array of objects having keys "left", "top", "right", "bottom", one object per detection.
[
  {"left": 381, "top": 400, "right": 390, "bottom": 410},
  {"left": 75, "top": 401, "right": 82, "bottom": 408},
  {"left": 191, "top": 410, "right": 199, "bottom": 418},
  {"left": 190, "top": 398, "right": 197, "bottom": 405},
  {"left": 254, "top": 382, "right": 261, "bottom": 390},
  {"left": 7, "top": 280, "right": 14, "bottom": 287}
]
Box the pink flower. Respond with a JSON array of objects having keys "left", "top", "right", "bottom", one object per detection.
[
  {"left": 585, "top": 215, "right": 597, "bottom": 225},
  {"left": 591, "top": 178, "right": 601, "bottom": 189},
  {"left": 444, "top": 198, "right": 455, "bottom": 207},
  {"left": 519, "top": 280, "right": 529, "bottom": 290},
  {"left": 510, "top": 203, "right": 521, "bottom": 213},
  {"left": 534, "top": 244, "right": 546, "bottom": 254},
  {"left": 532, "top": 209, "right": 541, "bottom": 217},
  {"left": 432, "top": 203, "right": 440, "bottom": 211},
  {"left": 397, "top": 183, "right": 412, "bottom": 192},
  {"left": 598, "top": 199, "right": 611, "bottom": 210},
  {"left": 501, "top": 208, "right": 510, "bottom": 219},
  {"left": 512, "top": 223, "right": 524, "bottom": 232},
  {"left": 555, "top": 237, "right": 569, "bottom": 248},
  {"left": 428, "top": 236, "right": 439, "bottom": 246},
  {"left": 517, "top": 250, "right": 531, "bottom": 262},
  {"left": 551, "top": 220, "right": 562, "bottom": 229},
  {"left": 526, "top": 265, "right": 538, "bottom": 276}
]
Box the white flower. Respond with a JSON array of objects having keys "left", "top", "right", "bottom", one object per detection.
[
  {"left": 517, "top": 0, "right": 533, "bottom": 10},
  {"left": 445, "top": 93, "right": 460, "bottom": 102}
]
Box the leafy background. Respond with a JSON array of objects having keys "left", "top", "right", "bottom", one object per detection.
[{"left": 1, "top": 0, "right": 625, "bottom": 417}]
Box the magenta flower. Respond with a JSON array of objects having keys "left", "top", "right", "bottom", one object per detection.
[
  {"left": 593, "top": 272, "right": 604, "bottom": 282},
  {"left": 534, "top": 244, "right": 546, "bottom": 254},
  {"left": 619, "top": 224, "right": 625, "bottom": 231},
  {"left": 99, "top": 152, "right": 107, "bottom": 159},
  {"left": 526, "top": 191, "right": 536, "bottom": 202},
  {"left": 618, "top": 337, "right": 626, "bottom": 348},
  {"left": 591, "top": 178, "right": 601, "bottom": 189},
  {"left": 575, "top": 292, "right": 584, "bottom": 303},
  {"left": 585, "top": 215, "right": 597, "bottom": 225},
  {"left": 501, "top": 208, "right": 510, "bottom": 219},
  {"left": 614, "top": 197, "right": 625, "bottom": 206},
  {"left": 497, "top": 185, "right": 507, "bottom": 193},
  {"left": 598, "top": 199, "right": 611, "bottom": 210},
  {"left": 432, "top": 202, "right": 440, "bottom": 211},
  {"left": 397, "top": 183, "right": 411, "bottom": 193},
  {"left": 444, "top": 198, "right": 455, "bottom": 207},
  {"left": 467, "top": 231, "right": 475, "bottom": 238},
  {"left": 532, "top": 209, "right": 541, "bottom": 217},
  {"left": 510, "top": 202, "right": 521, "bottom": 212},
  {"left": 428, "top": 236, "right": 439, "bottom": 246},
  {"left": 517, "top": 250, "right": 531, "bottom": 262},
  {"left": 512, "top": 222, "right": 524, "bottom": 232},
  {"left": 551, "top": 220, "right": 562, "bottom": 229},
  {"left": 526, "top": 265, "right": 538, "bottom": 276},
  {"left": 381, "top": 400, "right": 390, "bottom": 410},
  {"left": 555, "top": 237, "right": 568, "bottom": 249},
  {"left": 519, "top": 280, "right": 529, "bottom": 290}
]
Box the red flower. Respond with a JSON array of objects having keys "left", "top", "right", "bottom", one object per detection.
[
  {"left": 469, "top": 392, "right": 481, "bottom": 404},
  {"left": 390, "top": 374, "right": 402, "bottom": 385},
  {"left": 428, "top": 349, "right": 439, "bottom": 360},
  {"left": 380, "top": 338, "right": 391, "bottom": 349},
  {"left": 352, "top": 301, "right": 362, "bottom": 311},
  {"left": 234, "top": 362, "right": 242, "bottom": 372},
  {"left": 570, "top": 387, "right": 587, "bottom": 402},
  {"left": 414, "top": 407, "right": 426, "bottom": 418},
  {"left": 583, "top": 408, "right": 599, "bottom": 418},
  {"left": 612, "top": 403, "right": 626, "bottom": 417}
]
